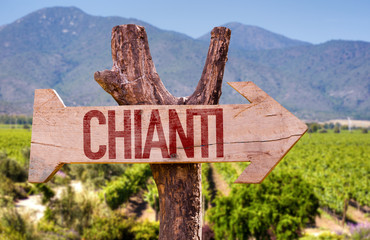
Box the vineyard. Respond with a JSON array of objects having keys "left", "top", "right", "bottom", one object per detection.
[
  {"left": 0, "top": 128, "right": 31, "bottom": 164},
  {"left": 210, "top": 130, "right": 369, "bottom": 239},
  {"left": 213, "top": 131, "right": 369, "bottom": 217},
  {"left": 0, "top": 125, "right": 369, "bottom": 239}
]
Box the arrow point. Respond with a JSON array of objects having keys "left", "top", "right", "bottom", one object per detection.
[
  {"left": 234, "top": 130, "right": 306, "bottom": 184},
  {"left": 234, "top": 162, "right": 272, "bottom": 184}
]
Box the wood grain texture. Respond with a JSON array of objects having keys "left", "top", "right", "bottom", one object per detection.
[
  {"left": 185, "top": 27, "right": 231, "bottom": 105},
  {"left": 29, "top": 82, "right": 307, "bottom": 184},
  {"left": 94, "top": 24, "right": 178, "bottom": 105}
]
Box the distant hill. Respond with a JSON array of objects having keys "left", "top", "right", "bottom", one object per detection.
[
  {"left": 199, "top": 22, "right": 311, "bottom": 50},
  {"left": 221, "top": 40, "right": 370, "bottom": 120},
  {"left": 0, "top": 7, "right": 210, "bottom": 113},
  {"left": 0, "top": 7, "right": 369, "bottom": 120}
]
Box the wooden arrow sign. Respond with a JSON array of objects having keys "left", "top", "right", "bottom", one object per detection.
[{"left": 29, "top": 82, "right": 307, "bottom": 184}]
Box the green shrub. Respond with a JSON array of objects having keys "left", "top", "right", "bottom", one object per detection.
[
  {"left": 307, "top": 123, "right": 322, "bottom": 133},
  {"left": 334, "top": 126, "right": 340, "bottom": 133},
  {"left": 131, "top": 220, "right": 159, "bottom": 240},
  {"left": 208, "top": 171, "right": 319, "bottom": 240},
  {"left": 0, "top": 203, "right": 37, "bottom": 239},
  {"left": 0, "top": 175, "right": 29, "bottom": 200},
  {"left": 0, "top": 206, "right": 26, "bottom": 236},
  {"left": 29, "top": 184, "right": 55, "bottom": 204},
  {"left": 68, "top": 164, "right": 127, "bottom": 188},
  {"left": 83, "top": 215, "right": 159, "bottom": 240},
  {"left": 103, "top": 164, "right": 152, "bottom": 210},
  {"left": 83, "top": 214, "right": 135, "bottom": 240},
  {"left": 0, "top": 153, "right": 27, "bottom": 182},
  {"left": 37, "top": 185, "right": 103, "bottom": 238}
]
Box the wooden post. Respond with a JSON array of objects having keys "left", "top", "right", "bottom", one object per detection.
[{"left": 94, "top": 24, "right": 231, "bottom": 239}]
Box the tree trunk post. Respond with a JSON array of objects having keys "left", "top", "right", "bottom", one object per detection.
[{"left": 94, "top": 24, "right": 231, "bottom": 240}]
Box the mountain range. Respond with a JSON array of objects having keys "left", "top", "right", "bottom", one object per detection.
[{"left": 0, "top": 7, "right": 369, "bottom": 120}]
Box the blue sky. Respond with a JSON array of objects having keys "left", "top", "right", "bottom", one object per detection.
[{"left": 1, "top": 0, "right": 369, "bottom": 44}]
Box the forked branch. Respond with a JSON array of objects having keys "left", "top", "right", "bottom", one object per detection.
[{"left": 94, "top": 24, "right": 231, "bottom": 105}]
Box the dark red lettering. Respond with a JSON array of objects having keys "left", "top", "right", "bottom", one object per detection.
[
  {"left": 187, "top": 109, "right": 224, "bottom": 158},
  {"left": 215, "top": 109, "right": 224, "bottom": 158},
  {"left": 83, "top": 110, "right": 106, "bottom": 160},
  {"left": 108, "top": 110, "right": 131, "bottom": 159},
  {"left": 83, "top": 108, "right": 223, "bottom": 161},
  {"left": 134, "top": 110, "right": 143, "bottom": 159},
  {"left": 169, "top": 109, "right": 194, "bottom": 158},
  {"left": 143, "top": 109, "right": 170, "bottom": 159}
]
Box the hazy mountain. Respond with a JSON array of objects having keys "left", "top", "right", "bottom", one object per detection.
[
  {"left": 199, "top": 22, "right": 311, "bottom": 51},
  {"left": 222, "top": 40, "right": 370, "bottom": 120},
  {"left": 0, "top": 7, "right": 209, "bottom": 113},
  {"left": 0, "top": 7, "right": 369, "bottom": 120}
]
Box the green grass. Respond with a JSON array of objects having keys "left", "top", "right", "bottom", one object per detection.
[
  {"left": 0, "top": 124, "right": 28, "bottom": 129},
  {"left": 0, "top": 128, "right": 31, "bottom": 164}
]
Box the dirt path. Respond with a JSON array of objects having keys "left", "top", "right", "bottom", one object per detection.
[
  {"left": 15, "top": 194, "right": 46, "bottom": 221},
  {"left": 209, "top": 163, "right": 230, "bottom": 196},
  {"left": 15, "top": 180, "right": 83, "bottom": 221},
  {"left": 304, "top": 206, "right": 370, "bottom": 237}
]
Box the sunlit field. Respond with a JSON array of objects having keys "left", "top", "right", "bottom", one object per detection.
[{"left": 0, "top": 125, "right": 369, "bottom": 239}]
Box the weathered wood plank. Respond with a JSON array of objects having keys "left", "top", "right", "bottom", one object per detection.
[{"left": 29, "top": 82, "right": 307, "bottom": 183}]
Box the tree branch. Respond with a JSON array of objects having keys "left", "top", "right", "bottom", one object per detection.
[
  {"left": 186, "top": 27, "right": 231, "bottom": 105},
  {"left": 94, "top": 24, "right": 177, "bottom": 105}
]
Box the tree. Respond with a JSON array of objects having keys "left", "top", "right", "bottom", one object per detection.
[
  {"left": 334, "top": 126, "right": 341, "bottom": 133},
  {"left": 94, "top": 24, "right": 230, "bottom": 239},
  {"left": 307, "top": 123, "right": 321, "bottom": 133}
]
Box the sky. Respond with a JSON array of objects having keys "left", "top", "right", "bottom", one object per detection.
[{"left": 1, "top": 0, "right": 370, "bottom": 44}]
